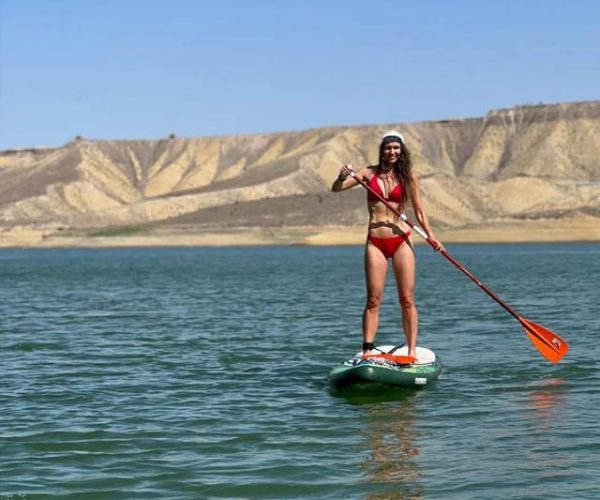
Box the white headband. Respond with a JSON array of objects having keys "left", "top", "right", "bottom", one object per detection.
[{"left": 381, "top": 130, "right": 405, "bottom": 143}]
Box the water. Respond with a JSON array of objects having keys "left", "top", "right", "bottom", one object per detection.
[{"left": 1, "top": 244, "right": 599, "bottom": 499}]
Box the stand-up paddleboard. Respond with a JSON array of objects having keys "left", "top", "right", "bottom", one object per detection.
[{"left": 329, "top": 345, "right": 442, "bottom": 390}]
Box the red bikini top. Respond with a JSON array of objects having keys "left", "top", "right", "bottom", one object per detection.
[{"left": 367, "top": 171, "right": 404, "bottom": 204}]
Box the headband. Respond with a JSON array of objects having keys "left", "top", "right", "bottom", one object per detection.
[{"left": 381, "top": 130, "right": 405, "bottom": 144}]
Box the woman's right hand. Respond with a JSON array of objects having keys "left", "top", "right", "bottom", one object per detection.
[{"left": 338, "top": 164, "right": 353, "bottom": 181}]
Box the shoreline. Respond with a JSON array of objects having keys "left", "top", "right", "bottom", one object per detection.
[{"left": 1, "top": 217, "right": 599, "bottom": 248}]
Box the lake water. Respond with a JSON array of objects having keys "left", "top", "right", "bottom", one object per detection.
[{"left": 1, "top": 243, "right": 599, "bottom": 499}]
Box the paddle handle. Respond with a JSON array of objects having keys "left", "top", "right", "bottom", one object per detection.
[
  {"left": 398, "top": 212, "right": 429, "bottom": 240},
  {"left": 348, "top": 169, "right": 521, "bottom": 321}
]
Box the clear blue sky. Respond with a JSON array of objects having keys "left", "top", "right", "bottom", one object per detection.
[{"left": 1, "top": 0, "right": 598, "bottom": 149}]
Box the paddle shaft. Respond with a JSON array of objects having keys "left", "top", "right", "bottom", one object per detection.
[{"left": 350, "top": 171, "right": 521, "bottom": 321}]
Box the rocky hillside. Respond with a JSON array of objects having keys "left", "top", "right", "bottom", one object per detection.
[{"left": 1, "top": 101, "right": 599, "bottom": 246}]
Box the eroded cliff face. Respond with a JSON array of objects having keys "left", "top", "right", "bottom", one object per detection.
[{"left": 1, "top": 101, "right": 599, "bottom": 242}]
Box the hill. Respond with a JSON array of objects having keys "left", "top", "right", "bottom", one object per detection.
[{"left": 1, "top": 101, "right": 599, "bottom": 247}]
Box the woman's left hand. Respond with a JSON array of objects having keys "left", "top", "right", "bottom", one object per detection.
[{"left": 429, "top": 237, "right": 445, "bottom": 253}]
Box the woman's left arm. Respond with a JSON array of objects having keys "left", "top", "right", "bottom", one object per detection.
[{"left": 408, "top": 172, "right": 444, "bottom": 251}]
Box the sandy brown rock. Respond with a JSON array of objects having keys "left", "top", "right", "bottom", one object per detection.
[{"left": 1, "top": 101, "right": 599, "bottom": 247}]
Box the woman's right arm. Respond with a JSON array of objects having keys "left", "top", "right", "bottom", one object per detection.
[{"left": 332, "top": 165, "right": 369, "bottom": 192}]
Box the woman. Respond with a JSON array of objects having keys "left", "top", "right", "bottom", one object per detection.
[{"left": 332, "top": 131, "right": 443, "bottom": 359}]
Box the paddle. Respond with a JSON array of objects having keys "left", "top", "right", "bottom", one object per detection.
[{"left": 348, "top": 168, "right": 569, "bottom": 364}]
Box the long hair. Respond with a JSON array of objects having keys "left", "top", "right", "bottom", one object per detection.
[{"left": 377, "top": 140, "right": 412, "bottom": 205}]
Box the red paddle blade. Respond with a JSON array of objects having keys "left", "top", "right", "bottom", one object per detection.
[
  {"left": 519, "top": 317, "right": 569, "bottom": 364},
  {"left": 363, "top": 353, "right": 416, "bottom": 364}
]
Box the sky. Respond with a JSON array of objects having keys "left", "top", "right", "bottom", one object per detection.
[{"left": 0, "top": 0, "right": 598, "bottom": 149}]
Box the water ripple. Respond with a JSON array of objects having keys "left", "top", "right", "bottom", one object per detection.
[{"left": 0, "top": 245, "right": 599, "bottom": 498}]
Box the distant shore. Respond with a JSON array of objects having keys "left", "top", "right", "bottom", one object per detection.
[{"left": 1, "top": 216, "right": 599, "bottom": 248}]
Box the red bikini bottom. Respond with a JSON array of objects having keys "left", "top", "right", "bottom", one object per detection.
[{"left": 367, "top": 232, "right": 411, "bottom": 259}]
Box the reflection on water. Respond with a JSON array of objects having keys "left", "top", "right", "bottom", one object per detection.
[
  {"left": 525, "top": 377, "right": 567, "bottom": 425},
  {"left": 364, "top": 392, "right": 423, "bottom": 499},
  {"left": 523, "top": 377, "right": 572, "bottom": 483},
  {"left": 337, "top": 386, "right": 424, "bottom": 499}
]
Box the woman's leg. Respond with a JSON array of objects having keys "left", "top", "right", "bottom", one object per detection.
[
  {"left": 363, "top": 242, "right": 388, "bottom": 352},
  {"left": 392, "top": 243, "right": 418, "bottom": 358}
]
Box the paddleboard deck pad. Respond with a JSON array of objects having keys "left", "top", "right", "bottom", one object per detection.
[{"left": 329, "top": 345, "right": 442, "bottom": 390}]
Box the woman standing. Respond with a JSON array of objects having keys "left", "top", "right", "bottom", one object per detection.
[{"left": 332, "top": 131, "right": 443, "bottom": 359}]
